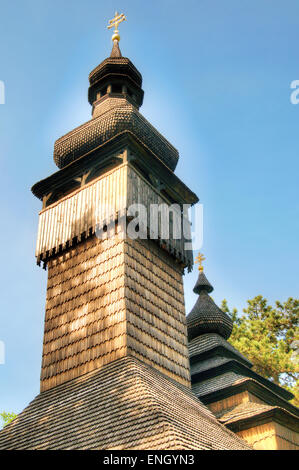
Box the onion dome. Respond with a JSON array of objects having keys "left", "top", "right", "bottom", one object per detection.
[
  {"left": 187, "top": 256, "right": 233, "bottom": 341},
  {"left": 53, "top": 40, "right": 179, "bottom": 171}
]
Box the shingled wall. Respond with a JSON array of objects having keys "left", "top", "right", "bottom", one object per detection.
[{"left": 41, "top": 234, "right": 190, "bottom": 392}]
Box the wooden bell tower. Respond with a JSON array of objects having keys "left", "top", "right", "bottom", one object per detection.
[{"left": 32, "top": 27, "right": 199, "bottom": 392}]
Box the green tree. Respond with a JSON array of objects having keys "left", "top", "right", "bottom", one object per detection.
[
  {"left": 222, "top": 296, "right": 299, "bottom": 407},
  {"left": 0, "top": 411, "right": 17, "bottom": 428}
]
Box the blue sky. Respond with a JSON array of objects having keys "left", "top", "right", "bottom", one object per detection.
[{"left": 0, "top": 0, "right": 298, "bottom": 414}]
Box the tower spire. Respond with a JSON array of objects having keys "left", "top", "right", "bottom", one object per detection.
[
  {"left": 110, "top": 39, "right": 122, "bottom": 58},
  {"left": 194, "top": 252, "right": 213, "bottom": 293}
]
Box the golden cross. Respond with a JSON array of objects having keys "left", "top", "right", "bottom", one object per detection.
[
  {"left": 195, "top": 252, "right": 205, "bottom": 272},
  {"left": 107, "top": 11, "right": 126, "bottom": 41}
]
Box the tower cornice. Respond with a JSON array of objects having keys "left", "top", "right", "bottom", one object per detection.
[{"left": 32, "top": 133, "right": 199, "bottom": 208}]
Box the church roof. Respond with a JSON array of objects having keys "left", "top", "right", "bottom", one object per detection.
[
  {"left": 0, "top": 357, "right": 250, "bottom": 450},
  {"left": 188, "top": 333, "right": 253, "bottom": 368},
  {"left": 191, "top": 359, "right": 295, "bottom": 402},
  {"left": 190, "top": 362, "right": 299, "bottom": 424},
  {"left": 218, "top": 402, "right": 299, "bottom": 434},
  {"left": 53, "top": 101, "right": 179, "bottom": 171},
  {"left": 219, "top": 401, "right": 275, "bottom": 423},
  {"left": 192, "top": 370, "right": 249, "bottom": 398}
]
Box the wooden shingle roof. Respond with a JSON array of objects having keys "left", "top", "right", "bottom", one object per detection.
[
  {"left": 218, "top": 402, "right": 299, "bottom": 434},
  {"left": 188, "top": 333, "right": 253, "bottom": 368},
  {"left": 53, "top": 103, "right": 179, "bottom": 171},
  {"left": 187, "top": 272, "right": 233, "bottom": 341},
  {"left": 0, "top": 357, "right": 250, "bottom": 450},
  {"left": 187, "top": 291, "right": 233, "bottom": 340}
]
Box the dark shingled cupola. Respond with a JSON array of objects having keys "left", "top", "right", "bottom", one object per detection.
[
  {"left": 187, "top": 270, "right": 233, "bottom": 341},
  {"left": 88, "top": 39, "right": 144, "bottom": 111},
  {"left": 53, "top": 39, "right": 179, "bottom": 172}
]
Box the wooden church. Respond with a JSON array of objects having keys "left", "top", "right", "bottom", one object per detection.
[
  {"left": 0, "top": 14, "right": 297, "bottom": 450},
  {"left": 187, "top": 268, "right": 299, "bottom": 449}
]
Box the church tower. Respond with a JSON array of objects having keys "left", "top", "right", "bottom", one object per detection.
[
  {"left": 0, "top": 14, "right": 250, "bottom": 450},
  {"left": 33, "top": 18, "right": 198, "bottom": 393}
]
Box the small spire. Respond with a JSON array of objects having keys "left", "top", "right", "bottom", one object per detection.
[
  {"left": 194, "top": 252, "right": 213, "bottom": 293},
  {"left": 110, "top": 40, "right": 122, "bottom": 58},
  {"left": 107, "top": 11, "right": 126, "bottom": 42}
]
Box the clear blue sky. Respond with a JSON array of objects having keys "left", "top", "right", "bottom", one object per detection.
[{"left": 0, "top": 0, "right": 298, "bottom": 414}]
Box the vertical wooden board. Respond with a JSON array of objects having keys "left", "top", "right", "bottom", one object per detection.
[{"left": 36, "top": 164, "right": 192, "bottom": 267}]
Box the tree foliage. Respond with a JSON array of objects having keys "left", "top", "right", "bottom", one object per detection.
[
  {"left": 0, "top": 411, "right": 17, "bottom": 429},
  {"left": 222, "top": 296, "right": 299, "bottom": 407}
]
